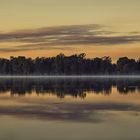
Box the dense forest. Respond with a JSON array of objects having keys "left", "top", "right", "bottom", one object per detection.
[{"left": 0, "top": 53, "right": 140, "bottom": 75}]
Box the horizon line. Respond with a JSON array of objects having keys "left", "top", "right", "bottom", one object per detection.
[{"left": 0, "top": 75, "right": 140, "bottom": 79}]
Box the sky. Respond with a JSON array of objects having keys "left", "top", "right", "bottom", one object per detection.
[{"left": 0, "top": 0, "right": 140, "bottom": 61}]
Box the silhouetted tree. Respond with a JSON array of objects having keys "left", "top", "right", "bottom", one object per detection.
[
  {"left": 0, "top": 54, "right": 139, "bottom": 75},
  {"left": 117, "top": 57, "right": 137, "bottom": 74}
]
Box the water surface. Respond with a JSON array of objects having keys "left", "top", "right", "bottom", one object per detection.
[{"left": 0, "top": 78, "right": 140, "bottom": 140}]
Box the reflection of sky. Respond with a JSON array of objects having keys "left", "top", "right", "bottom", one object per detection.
[
  {"left": 0, "top": 87, "right": 140, "bottom": 122},
  {"left": 0, "top": 113, "right": 140, "bottom": 140},
  {"left": 0, "top": 82, "right": 140, "bottom": 140}
]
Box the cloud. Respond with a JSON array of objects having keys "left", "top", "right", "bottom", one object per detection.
[{"left": 0, "top": 24, "right": 140, "bottom": 52}]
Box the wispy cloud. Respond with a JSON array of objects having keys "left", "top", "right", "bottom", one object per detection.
[{"left": 0, "top": 24, "right": 140, "bottom": 52}]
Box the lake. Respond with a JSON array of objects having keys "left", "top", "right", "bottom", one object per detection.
[{"left": 0, "top": 77, "right": 140, "bottom": 140}]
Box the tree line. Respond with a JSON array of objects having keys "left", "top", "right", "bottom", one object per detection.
[{"left": 0, "top": 53, "right": 140, "bottom": 75}]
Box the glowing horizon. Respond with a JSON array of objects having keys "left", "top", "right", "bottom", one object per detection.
[{"left": 0, "top": 0, "right": 140, "bottom": 60}]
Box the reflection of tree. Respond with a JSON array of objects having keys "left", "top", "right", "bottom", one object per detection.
[
  {"left": 0, "top": 79, "right": 139, "bottom": 98},
  {"left": 116, "top": 80, "right": 140, "bottom": 94}
]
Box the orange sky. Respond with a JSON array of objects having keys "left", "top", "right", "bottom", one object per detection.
[{"left": 0, "top": 0, "right": 140, "bottom": 61}]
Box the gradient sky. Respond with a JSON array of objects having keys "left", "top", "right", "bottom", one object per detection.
[{"left": 0, "top": 0, "right": 140, "bottom": 61}]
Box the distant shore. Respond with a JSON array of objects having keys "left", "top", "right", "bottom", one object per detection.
[{"left": 0, "top": 54, "right": 140, "bottom": 75}]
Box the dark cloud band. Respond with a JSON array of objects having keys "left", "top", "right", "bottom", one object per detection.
[{"left": 0, "top": 24, "right": 140, "bottom": 52}]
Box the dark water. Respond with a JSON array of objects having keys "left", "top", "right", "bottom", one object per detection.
[{"left": 0, "top": 78, "right": 140, "bottom": 140}]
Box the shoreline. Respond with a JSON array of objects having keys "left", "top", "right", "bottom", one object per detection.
[{"left": 0, "top": 75, "right": 140, "bottom": 79}]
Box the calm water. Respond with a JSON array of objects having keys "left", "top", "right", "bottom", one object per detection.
[{"left": 0, "top": 78, "right": 140, "bottom": 140}]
